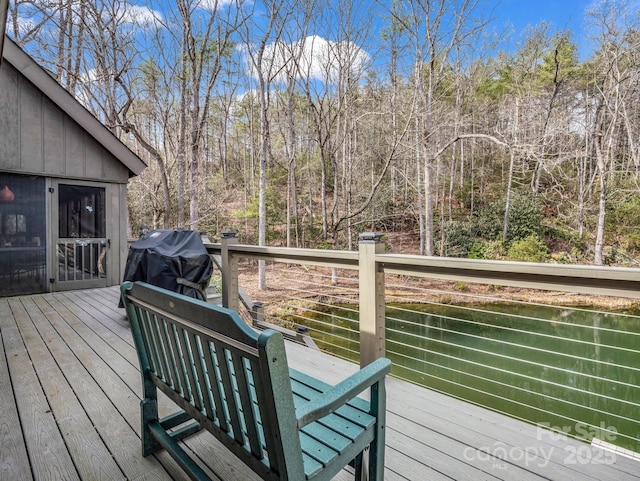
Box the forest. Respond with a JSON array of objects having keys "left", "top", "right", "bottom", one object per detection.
[{"left": 7, "top": 0, "right": 640, "bottom": 266}]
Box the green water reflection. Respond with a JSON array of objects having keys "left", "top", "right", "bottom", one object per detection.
[{"left": 299, "top": 303, "right": 640, "bottom": 452}]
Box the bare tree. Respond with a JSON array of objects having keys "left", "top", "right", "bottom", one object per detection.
[
  {"left": 242, "top": 0, "right": 297, "bottom": 288},
  {"left": 272, "top": 5, "right": 316, "bottom": 248},
  {"left": 392, "top": 0, "right": 488, "bottom": 255},
  {"left": 172, "top": 0, "right": 244, "bottom": 230},
  {"left": 587, "top": 1, "right": 639, "bottom": 264}
]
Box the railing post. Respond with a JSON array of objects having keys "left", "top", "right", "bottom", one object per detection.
[
  {"left": 250, "top": 301, "right": 264, "bottom": 327},
  {"left": 221, "top": 230, "right": 239, "bottom": 311},
  {"left": 199, "top": 231, "right": 211, "bottom": 245},
  {"left": 358, "top": 232, "right": 385, "bottom": 368}
]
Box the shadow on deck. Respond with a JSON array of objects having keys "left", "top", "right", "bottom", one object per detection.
[{"left": 1, "top": 287, "right": 638, "bottom": 480}]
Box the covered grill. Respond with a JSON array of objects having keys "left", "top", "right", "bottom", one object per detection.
[{"left": 120, "top": 229, "right": 213, "bottom": 305}]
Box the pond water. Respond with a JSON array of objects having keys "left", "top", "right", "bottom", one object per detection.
[{"left": 299, "top": 303, "right": 640, "bottom": 453}]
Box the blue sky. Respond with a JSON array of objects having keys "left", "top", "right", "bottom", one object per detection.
[
  {"left": 492, "top": 0, "right": 590, "bottom": 31},
  {"left": 5, "top": 0, "right": 627, "bottom": 88},
  {"left": 488, "top": 0, "right": 593, "bottom": 58}
]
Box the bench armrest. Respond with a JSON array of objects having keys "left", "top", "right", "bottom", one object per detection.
[{"left": 295, "top": 358, "right": 391, "bottom": 428}]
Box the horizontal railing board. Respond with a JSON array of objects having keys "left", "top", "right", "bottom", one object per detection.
[
  {"left": 378, "top": 254, "right": 640, "bottom": 299},
  {"left": 208, "top": 242, "right": 640, "bottom": 298},
  {"left": 233, "top": 245, "right": 360, "bottom": 268},
  {"left": 207, "top": 243, "right": 360, "bottom": 269}
]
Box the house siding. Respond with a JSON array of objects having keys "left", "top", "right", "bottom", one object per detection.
[
  {"left": 0, "top": 62, "right": 129, "bottom": 184},
  {"left": 0, "top": 62, "right": 19, "bottom": 170}
]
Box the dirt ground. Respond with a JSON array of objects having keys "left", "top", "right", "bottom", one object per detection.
[{"left": 232, "top": 262, "right": 640, "bottom": 321}]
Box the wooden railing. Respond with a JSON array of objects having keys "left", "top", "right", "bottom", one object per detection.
[
  {"left": 206, "top": 230, "right": 640, "bottom": 367},
  {"left": 204, "top": 230, "right": 640, "bottom": 454}
]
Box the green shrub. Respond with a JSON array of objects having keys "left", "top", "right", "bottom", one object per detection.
[
  {"left": 607, "top": 194, "right": 640, "bottom": 233},
  {"left": 469, "top": 240, "right": 506, "bottom": 260},
  {"left": 475, "top": 193, "right": 544, "bottom": 243},
  {"left": 439, "top": 221, "right": 475, "bottom": 257},
  {"left": 626, "top": 233, "right": 640, "bottom": 253},
  {"left": 233, "top": 185, "right": 286, "bottom": 242},
  {"left": 506, "top": 236, "right": 550, "bottom": 263},
  {"left": 208, "top": 274, "right": 222, "bottom": 293},
  {"left": 468, "top": 242, "right": 485, "bottom": 259},
  {"left": 550, "top": 251, "right": 572, "bottom": 263}
]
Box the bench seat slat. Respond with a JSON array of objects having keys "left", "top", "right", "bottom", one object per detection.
[
  {"left": 290, "top": 369, "right": 372, "bottom": 413},
  {"left": 293, "top": 396, "right": 370, "bottom": 442},
  {"left": 290, "top": 369, "right": 379, "bottom": 479},
  {"left": 298, "top": 421, "right": 353, "bottom": 455},
  {"left": 290, "top": 374, "right": 376, "bottom": 431},
  {"left": 300, "top": 430, "right": 344, "bottom": 464},
  {"left": 301, "top": 452, "right": 325, "bottom": 479},
  {"left": 292, "top": 383, "right": 374, "bottom": 427}
]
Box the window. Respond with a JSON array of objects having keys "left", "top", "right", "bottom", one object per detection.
[{"left": 58, "top": 184, "right": 106, "bottom": 238}]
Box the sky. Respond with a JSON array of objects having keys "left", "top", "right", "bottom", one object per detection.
[
  {"left": 492, "top": 0, "right": 591, "bottom": 32},
  {"left": 4, "top": 0, "right": 633, "bottom": 88},
  {"left": 487, "top": 0, "right": 598, "bottom": 59}
]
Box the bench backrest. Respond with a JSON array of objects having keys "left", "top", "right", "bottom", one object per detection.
[{"left": 121, "top": 281, "right": 306, "bottom": 480}]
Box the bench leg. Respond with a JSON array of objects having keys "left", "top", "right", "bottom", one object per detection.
[
  {"left": 367, "top": 437, "right": 384, "bottom": 481},
  {"left": 147, "top": 419, "right": 212, "bottom": 480},
  {"left": 141, "top": 398, "right": 163, "bottom": 456},
  {"left": 354, "top": 445, "right": 382, "bottom": 481},
  {"left": 352, "top": 442, "right": 383, "bottom": 481},
  {"left": 368, "top": 382, "right": 386, "bottom": 481},
  {"left": 353, "top": 451, "right": 364, "bottom": 481}
]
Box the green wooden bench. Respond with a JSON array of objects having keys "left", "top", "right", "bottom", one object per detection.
[{"left": 121, "top": 281, "right": 391, "bottom": 481}]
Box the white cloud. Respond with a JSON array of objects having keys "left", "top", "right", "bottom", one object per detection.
[
  {"left": 119, "top": 5, "right": 163, "bottom": 27},
  {"left": 9, "top": 1, "right": 162, "bottom": 31},
  {"left": 7, "top": 14, "right": 37, "bottom": 38},
  {"left": 197, "top": 0, "right": 237, "bottom": 13},
  {"left": 247, "top": 35, "right": 370, "bottom": 85}
]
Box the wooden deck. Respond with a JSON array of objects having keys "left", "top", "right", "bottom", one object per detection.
[{"left": 1, "top": 287, "right": 639, "bottom": 481}]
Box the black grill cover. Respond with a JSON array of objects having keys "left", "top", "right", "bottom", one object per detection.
[{"left": 120, "top": 229, "right": 213, "bottom": 305}]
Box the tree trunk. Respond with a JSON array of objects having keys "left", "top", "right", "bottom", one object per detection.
[
  {"left": 424, "top": 154, "right": 434, "bottom": 256},
  {"left": 258, "top": 79, "right": 268, "bottom": 289},
  {"left": 416, "top": 116, "right": 425, "bottom": 255},
  {"left": 594, "top": 138, "right": 608, "bottom": 266},
  {"left": 503, "top": 150, "right": 516, "bottom": 241},
  {"left": 177, "top": 47, "right": 188, "bottom": 229}
]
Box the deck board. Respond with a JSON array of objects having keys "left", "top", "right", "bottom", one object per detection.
[
  {"left": 0, "top": 325, "right": 31, "bottom": 481},
  {"left": 36, "top": 294, "right": 190, "bottom": 481},
  {"left": 2, "top": 297, "right": 81, "bottom": 481},
  {"left": 16, "top": 295, "right": 124, "bottom": 481},
  {"left": 1, "top": 286, "right": 639, "bottom": 481}
]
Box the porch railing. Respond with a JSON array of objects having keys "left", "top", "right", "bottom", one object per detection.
[{"left": 205, "top": 231, "right": 640, "bottom": 457}]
